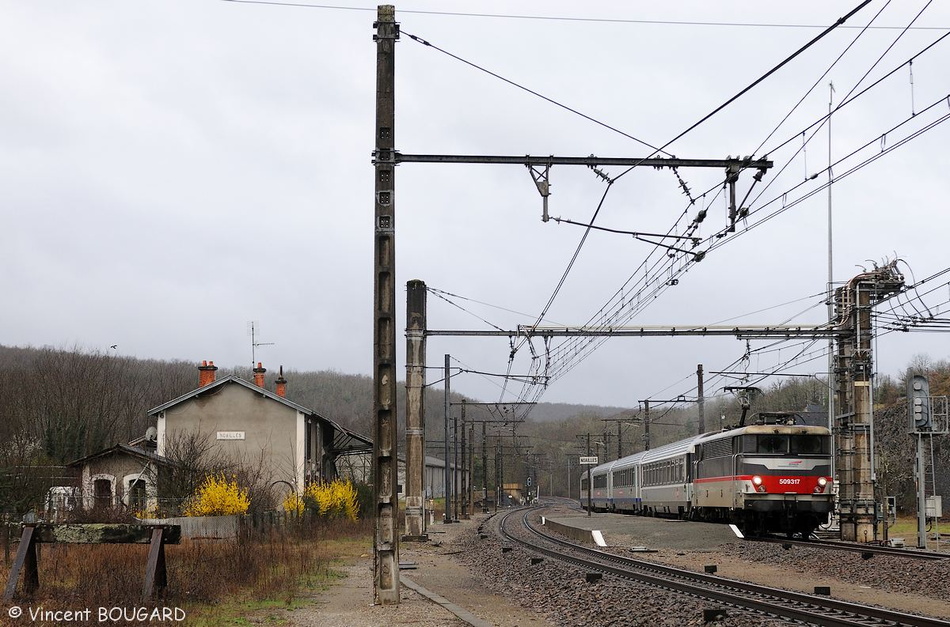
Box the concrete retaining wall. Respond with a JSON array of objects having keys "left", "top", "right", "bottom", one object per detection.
[{"left": 543, "top": 518, "right": 601, "bottom": 545}]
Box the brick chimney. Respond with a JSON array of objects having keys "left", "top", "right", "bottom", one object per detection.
[
  {"left": 275, "top": 366, "right": 287, "bottom": 398},
  {"left": 253, "top": 362, "right": 266, "bottom": 388},
  {"left": 197, "top": 360, "right": 218, "bottom": 387}
]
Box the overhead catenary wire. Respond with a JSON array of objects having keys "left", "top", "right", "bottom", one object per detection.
[
  {"left": 360, "top": 0, "right": 947, "bottom": 409},
  {"left": 405, "top": 3, "right": 868, "bottom": 389},
  {"left": 749, "top": 0, "right": 892, "bottom": 158},
  {"left": 511, "top": 3, "right": 876, "bottom": 400},
  {"left": 744, "top": 4, "right": 946, "bottom": 218},
  {"left": 705, "top": 97, "right": 950, "bottom": 255},
  {"left": 401, "top": 1, "right": 898, "bottom": 410},
  {"left": 652, "top": 268, "right": 950, "bottom": 417}
]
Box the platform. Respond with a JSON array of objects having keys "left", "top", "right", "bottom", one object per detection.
[{"left": 544, "top": 512, "right": 741, "bottom": 552}]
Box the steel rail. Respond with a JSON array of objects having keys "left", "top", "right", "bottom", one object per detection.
[
  {"left": 752, "top": 535, "right": 950, "bottom": 561},
  {"left": 497, "top": 507, "right": 950, "bottom": 627}
]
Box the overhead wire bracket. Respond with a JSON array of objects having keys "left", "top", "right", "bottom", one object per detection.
[{"left": 527, "top": 162, "right": 551, "bottom": 222}]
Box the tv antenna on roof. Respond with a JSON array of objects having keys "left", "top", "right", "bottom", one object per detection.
[{"left": 248, "top": 321, "right": 275, "bottom": 370}]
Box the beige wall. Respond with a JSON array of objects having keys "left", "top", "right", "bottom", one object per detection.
[
  {"left": 80, "top": 455, "right": 157, "bottom": 510},
  {"left": 157, "top": 384, "right": 314, "bottom": 492}
]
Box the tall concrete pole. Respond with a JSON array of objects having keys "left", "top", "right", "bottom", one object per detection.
[
  {"left": 494, "top": 438, "right": 500, "bottom": 514},
  {"left": 697, "top": 364, "right": 705, "bottom": 434},
  {"left": 443, "top": 354, "right": 452, "bottom": 523},
  {"left": 372, "top": 4, "right": 400, "bottom": 605},
  {"left": 404, "top": 279, "right": 427, "bottom": 540},
  {"left": 643, "top": 401, "right": 651, "bottom": 451},
  {"left": 586, "top": 433, "right": 592, "bottom": 516},
  {"left": 616, "top": 421, "right": 622, "bottom": 459},
  {"left": 452, "top": 400, "right": 460, "bottom": 522},
  {"left": 827, "top": 82, "right": 837, "bottom": 484},
  {"left": 469, "top": 421, "right": 475, "bottom": 516},
  {"left": 482, "top": 421, "right": 487, "bottom": 510},
  {"left": 460, "top": 402, "right": 468, "bottom": 519}
]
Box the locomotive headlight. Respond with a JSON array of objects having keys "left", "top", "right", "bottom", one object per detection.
[
  {"left": 751, "top": 475, "right": 763, "bottom": 486},
  {"left": 817, "top": 477, "right": 828, "bottom": 487}
]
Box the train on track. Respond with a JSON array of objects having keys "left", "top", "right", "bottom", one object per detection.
[{"left": 579, "top": 415, "right": 834, "bottom": 537}]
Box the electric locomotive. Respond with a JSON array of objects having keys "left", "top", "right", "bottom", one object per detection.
[
  {"left": 580, "top": 414, "right": 834, "bottom": 537},
  {"left": 691, "top": 421, "right": 833, "bottom": 536}
]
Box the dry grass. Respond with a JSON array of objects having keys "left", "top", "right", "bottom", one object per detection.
[
  {"left": 0, "top": 518, "right": 373, "bottom": 625},
  {"left": 885, "top": 515, "right": 948, "bottom": 549}
]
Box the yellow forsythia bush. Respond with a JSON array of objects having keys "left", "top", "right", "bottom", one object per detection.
[
  {"left": 183, "top": 474, "right": 250, "bottom": 516},
  {"left": 282, "top": 491, "right": 305, "bottom": 515},
  {"left": 282, "top": 479, "right": 358, "bottom": 521}
]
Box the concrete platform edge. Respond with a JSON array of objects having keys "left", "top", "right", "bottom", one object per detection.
[{"left": 544, "top": 518, "right": 603, "bottom": 546}]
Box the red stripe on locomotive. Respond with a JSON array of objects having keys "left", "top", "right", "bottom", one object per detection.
[{"left": 695, "top": 474, "right": 830, "bottom": 494}]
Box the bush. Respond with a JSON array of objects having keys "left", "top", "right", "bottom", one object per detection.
[
  {"left": 354, "top": 482, "right": 373, "bottom": 519},
  {"left": 282, "top": 491, "right": 305, "bottom": 515},
  {"left": 183, "top": 474, "right": 250, "bottom": 516},
  {"left": 282, "top": 479, "right": 359, "bottom": 521}
]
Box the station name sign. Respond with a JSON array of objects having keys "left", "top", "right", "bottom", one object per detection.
[
  {"left": 216, "top": 431, "right": 246, "bottom": 440},
  {"left": 579, "top": 456, "right": 599, "bottom": 465}
]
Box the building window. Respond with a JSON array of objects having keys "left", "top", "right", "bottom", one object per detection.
[
  {"left": 94, "top": 478, "right": 113, "bottom": 508},
  {"left": 128, "top": 479, "right": 147, "bottom": 511}
]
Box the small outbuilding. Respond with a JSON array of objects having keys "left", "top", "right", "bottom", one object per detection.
[{"left": 66, "top": 443, "right": 174, "bottom": 511}]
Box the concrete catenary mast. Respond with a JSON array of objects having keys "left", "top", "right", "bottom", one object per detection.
[
  {"left": 372, "top": 4, "right": 399, "bottom": 605},
  {"left": 833, "top": 261, "right": 904, "bottom": 543}
]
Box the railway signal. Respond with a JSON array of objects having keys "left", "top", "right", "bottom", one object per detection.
[{"left": 908, "top": 374, "right": 933, "bottom": 433}]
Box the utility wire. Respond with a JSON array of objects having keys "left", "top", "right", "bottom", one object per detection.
[
  {"left": 402, "top": 31, "right": 665, "bottom": 155},
  {"left": 750, "top": 0, "right": 891, "bottom": 157},
  {"left": 409, "top": 4, "right": 868, "bottom": 398},
  {"left": 529, "top": 1, "right": 873, "bottom": 377},
  {"left": 220, "top": 0, "right": 950, "bottom": 31},
  {"left": 745, "top": 3, "right": 943, "bottom": 217}
]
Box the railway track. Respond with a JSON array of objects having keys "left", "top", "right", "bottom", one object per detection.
[
  {"left": 752, "top": 535, "right": 950, "bottom": 561},
  {"left": 498, "top": 506, "right": 950, "bottom": 627}
]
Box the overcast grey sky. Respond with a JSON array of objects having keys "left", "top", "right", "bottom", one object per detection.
[{"left": 3, "top": 1, "right": 949, "bottom": 409}]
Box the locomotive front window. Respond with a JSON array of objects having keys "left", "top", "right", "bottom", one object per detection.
[
  {"left": 756, "top": 435, "right": 787, "bottom": 454},
  {"left": 790, "top": 434, "right": 829, "bottom": 455}
]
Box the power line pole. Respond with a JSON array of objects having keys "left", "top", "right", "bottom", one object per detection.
[
  {"left": 404, "top": 279, "right": 427, "bottom": 540},
  {"left": 371, "top": 3, "right": 399, "bottom": 606},
  {"left": 638, "top": 396, "right": 700, "bottom": 449},
  {"left": 601, "top": 417, "right": 635, "bottom": 459},
  {"left": 443, "top": 354, "right": 453, "bottom": 523},
  {"left": 452, "top": 394, "right": 459, "bottom": 522},
  {"left": 644, "top": 401, "right": 653, "bottom": 450},
  {"left": 482, "top": 421, "right": 487, "bottom": 511},
  {"left": 468, "top": 420, "right": 475, "bottom": 517},
  {"left": 577, "top": 433, "right": 594, "bottom": 516},
  {"left": 460, "top": 401, "right": 468, "bottom": 519},
  {"left": 697, "top": 363, "right": 705, "bottom": 434},
  {"left": 495, "top": 435, "right": 505, "bottom": 513}
]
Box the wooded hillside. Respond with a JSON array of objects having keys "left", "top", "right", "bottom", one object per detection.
[{"left": 1, "top": 344, "right": 946, "bottom": 514}]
